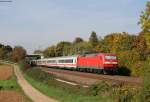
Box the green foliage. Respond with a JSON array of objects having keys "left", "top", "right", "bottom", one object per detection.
[
  {"left": 139, "top": 2, "right": 150, "bottom": 31},
  {"left": 62, "top": 44, "right": 73, "bottom": 56},
  {"left": 140, "top": 60, "right": 150, "bottom": 102},
  {"left": 43, "top": 46, "right": 56, "bottom": 57},
  {"left": 55, "top": 41, "right": 71, "bottom": 56},
  {"left": 89, "top": 81, "right": 111, "bottom": 96},
  {"left": 71, "top": 41, "right": 93, "bottom": 55},
  {"left": 19, "top": 61, "right": 31, "bottom": 73},
  {"left": 26, "top": 68, "right": 55, "bottom": 82},
  {"left": 89, "top": 31, "right": 99, "bottom": 48},
  {"left": 0, "top": 44, "right": 13, "bottom": 60},
  {"left": 73, "top": 37, "right": 84, "bottom": 44}
]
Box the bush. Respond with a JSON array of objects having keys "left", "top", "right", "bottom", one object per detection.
[
  {"left": 26, "top": 68, "right": 55, "bottom": 82},
  {"left": 112, "top": 86, "right": 139, "bottom": 102},
  {"left": 89, "top": 81, "right": 111, "bottom": 96},
  {"left": 117, "top": 66, "right": 131, "bottom": 76},
  {"left": 117, "top": 50, "right": 143, "bottom": 76},
  {"left": 19, "top": 60, "right": 31, "bottom": 72}
]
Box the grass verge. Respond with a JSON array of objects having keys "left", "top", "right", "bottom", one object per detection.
[
  {"left": 24, "top": 68, "right": 112, "bottom": 102},
  {"left": 24, "top": 74, "right": 111, "bottom": 102}
]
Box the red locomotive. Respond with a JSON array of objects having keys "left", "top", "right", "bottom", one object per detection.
[
  {"left": 77, "top": 53, "right": 118, "bottom": 74},
  {"left": 31, "top": 53, "right": 118, "bottom": 74}
]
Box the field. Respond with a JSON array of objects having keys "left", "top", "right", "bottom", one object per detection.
[
  {"left": 0, "top": 64, "right": 31, "bottom": 102},
  {"left": 0, "top": 65, "right": 13, "bottom": 80},
  {"left": 0, "top": 90, "right": 25, "bottom": 102}
]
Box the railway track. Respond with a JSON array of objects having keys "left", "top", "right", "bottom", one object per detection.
[{"left": 38, "top": 67, "right": 142, "bottom": 86}]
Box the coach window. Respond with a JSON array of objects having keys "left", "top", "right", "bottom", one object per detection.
[
  {"left": 48, "top": 60, "right": 56, "bottom": 63},
  {"left": 59, "top": 60, "right": 63, "bottom": 63},
  {"left": 65, "top": 59, "right": 73, "bottom": 63}
]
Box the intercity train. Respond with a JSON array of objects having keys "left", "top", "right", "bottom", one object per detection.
[{"left": 31, "top": 53, "right": 118, "bottom": 74}]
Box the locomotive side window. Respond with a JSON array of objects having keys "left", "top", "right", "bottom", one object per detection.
[{"left": 105, "top": 56, "right": 117, "bottom": 60}]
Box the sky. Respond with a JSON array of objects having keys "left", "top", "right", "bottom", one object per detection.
[{"left": 0, "top": 0, "right": 148, "bottom": 54}]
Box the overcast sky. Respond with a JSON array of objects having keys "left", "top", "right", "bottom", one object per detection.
[{"left": 0, "top": 0, "right": 148, "bottom": 54}]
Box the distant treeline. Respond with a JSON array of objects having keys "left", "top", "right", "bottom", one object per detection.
[
  {"left": 0, "top": 44, "right": 26, "bottom": 62},
  {"left": 34, "top": 31, "right": 148, "bottom": 76}
]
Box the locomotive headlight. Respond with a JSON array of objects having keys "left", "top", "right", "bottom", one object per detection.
[
  {"left": 104, "top": 62, "right": 118, "bottom": 64},
  {"left": 111, "top": 62, "right": 118, "bottom": 64},
  {"left": 104, "top": 62, "right": 111, "bottom": 64}
]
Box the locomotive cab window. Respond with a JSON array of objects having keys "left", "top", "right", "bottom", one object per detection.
[{"left": 105, "top": 56, "right": 117, "bottom": 60}]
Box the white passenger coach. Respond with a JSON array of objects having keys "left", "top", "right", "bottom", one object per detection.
[{"left": 31, "top": 56, "right": 78, "bottom": 68}]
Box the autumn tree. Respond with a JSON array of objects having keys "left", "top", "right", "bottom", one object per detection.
[
  {"left": 10, "top": 46, "right": 26, "bottom": 62},
  {"left": 139, "top": 1, "right": 150, "bottom": 49},
  {"left": 101, "top": 32, "right": 136, "bottom": 53}
]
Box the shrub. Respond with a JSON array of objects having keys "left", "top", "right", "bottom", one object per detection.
[
  {"left": 89, "top": 81, "right": 111, "bottom": 96},
  {"left": 117, "top": 66, "right": 131, "bottom": 76},
  {"left": 112, "top": 86, "right": 139, "bottom": 102},
  {"left": 117, "top": 50, "right": 143, "bottom": 76},
  {"left": 26, "top": 68, "right": 55, "bottom": 82},
  {"left": 19, "top": 60, "right": 31, "bottom": 72}
]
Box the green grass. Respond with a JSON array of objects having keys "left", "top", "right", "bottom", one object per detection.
[
  {"left": 0, "top": 76, "right": 20, "bottom": 90},
  {"left": 0, "top": 75, "right": 32, "bottom": 102},
  {"left": 24, "top": 70, "right": 112, "bottom": 102}
]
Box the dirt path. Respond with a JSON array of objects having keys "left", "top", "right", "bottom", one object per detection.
[{"left": 13, "top": 65, "right": 58, "bottom": 102}]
